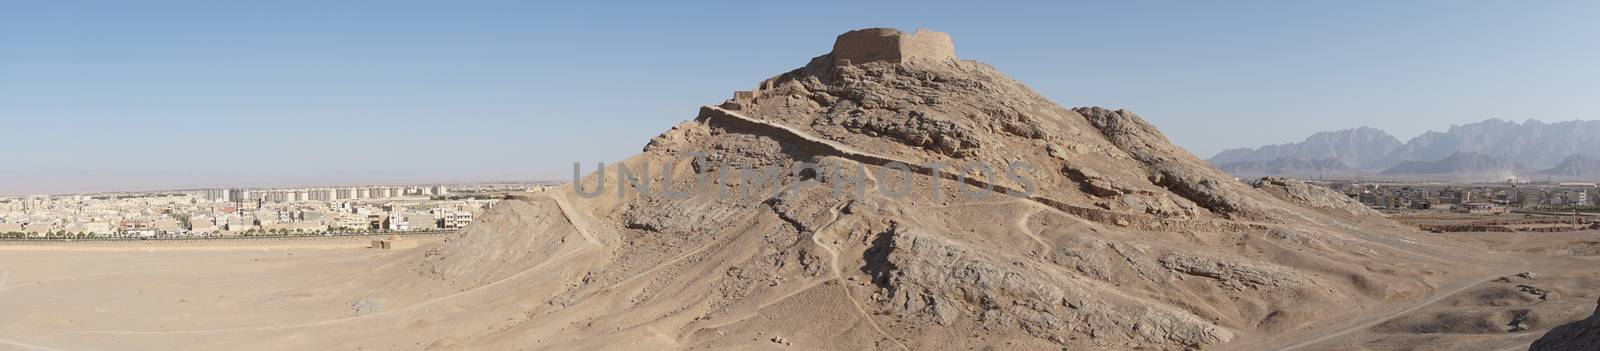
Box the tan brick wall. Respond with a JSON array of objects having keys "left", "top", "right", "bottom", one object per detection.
[{"left": 831, "top": 28, "right": 956, "bottom": 65}]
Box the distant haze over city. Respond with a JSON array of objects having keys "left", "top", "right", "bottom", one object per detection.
[{"left": 5, "top": 1, "right": 1600, "bottom": 195}]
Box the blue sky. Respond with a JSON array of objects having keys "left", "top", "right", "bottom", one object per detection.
[{"left": 3, "top": 1, "right": 1598, "bottom": 194}]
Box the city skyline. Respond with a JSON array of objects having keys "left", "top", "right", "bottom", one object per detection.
[
  {"left": 0, "top": 182, "right": 502, "bottom": 239},
  {"left": 0, "top": 178, "right": 554, "bottom": 197},
  {"left": 7, "top": 1, "right": 1600, "bottom": 195}
]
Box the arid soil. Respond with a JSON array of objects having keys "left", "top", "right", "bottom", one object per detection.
[
  {"left": 0, "top": 214, "right": 1592, "bottom": 351},
  {"left": 0, "top": 236, "right": 450, "bottom": 351},
  {"left": 1296, "top": 227, "right": 1600, "bottom": 351}
]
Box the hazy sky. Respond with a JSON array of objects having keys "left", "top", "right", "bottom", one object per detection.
[{"left": 4, "top": 1, "right": 1599, "bottom": 195}]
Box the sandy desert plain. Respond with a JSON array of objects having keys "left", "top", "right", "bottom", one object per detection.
[
  {"left": 0, "top": 209, "right": 1596, "bottom": 350},
  {"left": 0, "top": 235, "right": 456, "bottom": 350}
]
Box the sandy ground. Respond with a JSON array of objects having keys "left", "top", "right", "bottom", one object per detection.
[
  {"left": 0, "top": 236, "right": 447, "bottom": 351},
  {"left": 1232, "top": 210, "right": 1600, "bottom": 351},
  {"left": 0, "top": 220, "right": 1594, "bottom": 350},
  {"left": 1290, "top": 229, "right": 1600, "bottom": 351}
]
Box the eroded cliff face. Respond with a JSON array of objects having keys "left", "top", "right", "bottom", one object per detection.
[{"left": 418, "top": 28, "right": 1480, "bottom": 350}]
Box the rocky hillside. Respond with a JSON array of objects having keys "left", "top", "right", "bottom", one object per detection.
[
  {"left": 1209, "top": 127, "right": 1402, "bottom": 169},
  {"left": 1215, "top": 157, "right": 1357, "bottom": 178},
  {"left": 415, "top": 28, "right": 1488, "bottom": 350},
  {"left": 1380, "top": 151, "right": 1522, "bottom": 177},
  {"left": 1541, "top": 154, "right": 1600, "bottom": 179},
  {"left": 1531, "top": 298, "right": 1600, "bottom": 351}
]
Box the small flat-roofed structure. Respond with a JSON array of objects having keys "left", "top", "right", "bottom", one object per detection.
[{"left": 370, "top": 235, "right": 418, "bottom": 250}]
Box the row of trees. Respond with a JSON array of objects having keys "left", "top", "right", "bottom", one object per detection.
[
  {"left": 237, "top": 227, "right": 366, "bottom": 236},
  {"left": 1, "top": 231, "right": 94, "bottom": 239},
  {"left": 1, "top": 227, "right": 451, "bottom": 240},
  {"left": 1527, "top": 204, "right": 1600, "bottom": 213},
  {"left": 429, "top": 194, "right": 504, "bottom": 201},
  {"left": 235, "top": 227, "right": 438, "bottom": 237}
]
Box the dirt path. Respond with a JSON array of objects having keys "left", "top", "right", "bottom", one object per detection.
[
  {"left": 809, "top": 205, "right": 909, "bottom": 351},
  {"left": 0, "top": 337, "right": 65, "bottom": 351},
  {"left": 703, "top": 106, "right": 1266, "bottom": 234},
  {"left": 711, "top": 106, "right": 1532, "bottom": 350},
  {"left": 600, "top": 211, "right": 766, "bottom": 293},
  {"left": 1264, "top": 254, "right": 1531, "bottom": 351},
  {"left": 1015, "top": 206, "right": 1053, "bottom": 257},
  {"left": 686, "top": 279, "right": 831, "bottom": 332},
  {"left": 924, "top": 199, "right": 1052, "bottom": 256},
  {"left": 546, "top": 191, "right": 604, "bottom": 246},
  {"left": 1274, "top": 276, "right": 1505, "bottom": 350},
  {"left": 45, "top": 245, "right": 592, "bottom": 338}
]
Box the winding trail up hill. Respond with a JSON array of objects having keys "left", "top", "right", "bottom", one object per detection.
[{"left": 407, "top": 28, "right": 1511, "bottom": 350}]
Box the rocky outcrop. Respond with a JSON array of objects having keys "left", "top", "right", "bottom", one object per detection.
[
  {"left": 1531, "top": 298, "right": 1600, "bottom": 351},
  {"left": 1061, "top": 164, "right": 1138, "bottom": 197},
  {"left": 621, "top": 193, "right": 751, "bottom": 234},
  {"left": 1076, "top": 107, "right": 1269, "bottom": 220},
  {"left": 1160, "top": 253, "right": 1306, "bottom": 290},
  {"left": 875, "top": 225, "right": 1234, "bottom": 347},
  {"left": 1251, "top": 176, "right": 1379, "bottom": 218}
]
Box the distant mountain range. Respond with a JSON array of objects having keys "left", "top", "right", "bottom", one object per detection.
[
  {"left": 1371, "top": 119, "right": 1600, "bottom": 170},
  {"left": 1210, "top": 127, "right": 1402, "bottom": 169},
  {"left": 1214, "top": 157, "right": 1354, "bottom": 178},
  {"left": 1379, "top": 151, "right": 1522, "bottom": 176},
  {"left": 1209, "top": 119, "right": 1600, "bottom": 181},
  {"left": 1541, "top": 154, "right": 1600, "bottom": 178}
]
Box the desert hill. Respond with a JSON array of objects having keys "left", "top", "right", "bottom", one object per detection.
[
  {"left": 1379, "top": 151, "right": 1523, "bottom": 181},
  {"left": 403, "top": 28, "right": 1512, "bottom": 350},
  {"left": 1541, "top": 153, "right": 1600, "bottom": 179}
]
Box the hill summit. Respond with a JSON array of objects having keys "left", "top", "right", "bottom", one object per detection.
[{"left": 830, "top": 28, "right": 957, "bottom": 65}]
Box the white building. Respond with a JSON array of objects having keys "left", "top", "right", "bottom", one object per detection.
[
  {"left": 387, "top": 212, "right": 408, "bottom": 231},
  {"left": 439, "top": 211, "right": 473, "bottom": 229}
]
